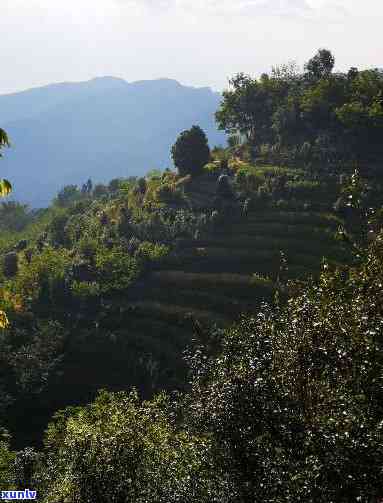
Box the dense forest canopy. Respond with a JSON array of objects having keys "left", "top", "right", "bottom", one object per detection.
[{"left": 0, "top": 48, "right": 382, "bottom": 501}]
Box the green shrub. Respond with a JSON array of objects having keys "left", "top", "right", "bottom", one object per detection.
[
  {"left": 71, "top": 281, "right": 101, "bottom": 300},
  {"left": 96, "top": 247, "right": 140, "bottom": 293},
  {"left": 39, "top": 391, "right": 219, "bottom": 503},
  {"left": 54, "top": 185, "right": 81, "bottom": 208},
  {"left": 12, "top": 247, "right": 71, "bottom": 306},
  {"left": 48, "top": 212, "right": 70, "bottom": 247},
  {"left": 154, "top": 184, "right": 184, "bottom": 205},
  {"left": 0, "top": 430, "right": 15, "bottom": 490},
  {"left": 135, "top": 241, "right": 170, "bottom": 265},
  {"left": 78, "top": 239, "right": 98, "bottom": 264}
]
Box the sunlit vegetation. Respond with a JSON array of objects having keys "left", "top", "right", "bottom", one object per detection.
[{"left": 0, "top": 48, "right": 383, "bottom": 500}]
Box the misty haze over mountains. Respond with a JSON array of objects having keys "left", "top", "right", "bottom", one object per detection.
[{"left": 0, "top": 76, "right": 226, "bottom": 207}]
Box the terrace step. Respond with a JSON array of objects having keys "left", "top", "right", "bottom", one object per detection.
[
  {"left": 243, "top": 211, "right": 341, "bottom": 226},
  {"left": 212, "top": 222, "right": 336, "bottom": 237},
  {"left": 123, "top": 300, "right": 230, "bottom": 326},
  {"left": 151, "top": 270, "right": 263, "bottom": 287},
  {"left": 174, "top": 246, "right": 337, "bottom": 270},
  {"left": 176, "top": 235, "right": 344, "bottom": 258},
  {"left": 129, "top": 285, "right": 267, "bottom": 318}
]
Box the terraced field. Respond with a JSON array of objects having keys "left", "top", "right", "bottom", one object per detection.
[
  {"left": 123, "top": 208, "right": 349, "bottom": 330},
  {"left": 10, "top": 204, "right": 353, "bottom": 447},
  {"left": 28, "top": 206, "right": 350, "bottom": 431}
]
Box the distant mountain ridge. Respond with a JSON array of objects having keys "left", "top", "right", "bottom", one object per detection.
[{"left": 0, "top": 77, "right": 226, "bottom": 207}]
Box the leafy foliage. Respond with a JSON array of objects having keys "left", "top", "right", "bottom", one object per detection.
[
  {"left": 38, "top": 390, "right": 221, "bottom": 503},
  {"left": 8, "top": 247, "right": 72, "bottom": 310},
  {"left": 0, "top": 429, "right": 15, "bottom": 490},
  {"left": 0, "top": 321, "right": 66, "bottom": 400},
  {"left": 185, "top": 233, "right": 383, "bottom": 501},
  {"left": 95, "top": 247, "right": 140, "bottom": 293},
  {"left": 216, "top": 49, "right": 383, "bottom": 166},
  {"left": 54, "top": 185, "right": 82, "bottom": 208},
  {"left": 171, "top": 126, "right": 210, "bottom": 177},
  {"left": 304, "top": 48, "right": 335, "bottom": 80},
  {"left": 0, "top": 202, "right": 33, "bottom": 232}
]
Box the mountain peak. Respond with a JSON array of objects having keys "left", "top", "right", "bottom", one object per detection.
[
  {"left": 130, "top": 78, "right": 182, "bottom": 88},
  {"left": 87, "top": 76, "right": 128, "bottom": 87}
]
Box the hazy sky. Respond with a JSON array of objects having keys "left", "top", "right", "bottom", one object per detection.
[{"left": 1, "top": 0, "right": 382, "bottom": 94}]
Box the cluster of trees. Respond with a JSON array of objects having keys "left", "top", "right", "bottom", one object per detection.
[
  {"left": 216, "top": 49, "right": 383, "bottom": 166},
  {"left": 0, "top": 202, "right": 34, "bottom": 232},
  {"left": 53, "top": 177, "right": 131, "bottom": 208}
]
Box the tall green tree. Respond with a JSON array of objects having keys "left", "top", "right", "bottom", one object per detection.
[
  {"left": 335, "top": 69, "right": 383, "bottom": 160},
  {"left": 304, "top": 48, "right": 335, "bottom": 80},
  {"left": 215, "top": 73, "right": 276, "bottom": 147},
  {"left": 171, "top": 126, "right": 210, "bottom": 177}
]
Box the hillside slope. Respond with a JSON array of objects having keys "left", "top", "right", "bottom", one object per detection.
[
  {"left": 0, "top": 77, "right": 226, "bottom": 207},
  {"left": 9, "top": 206, "right": 349, "bottom": 447},
  {"left": 1, "top": 161, "right": 357, "bottom": 447}
]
